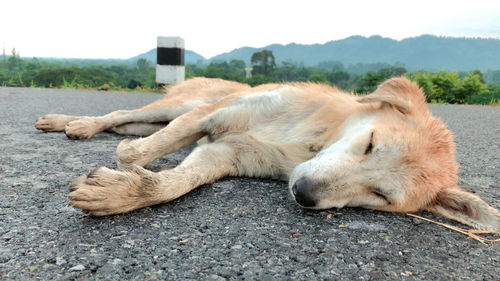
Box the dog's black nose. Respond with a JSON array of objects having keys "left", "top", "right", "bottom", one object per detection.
[{"left": 292, "top": 177, "right": 317, "bottom": 207}]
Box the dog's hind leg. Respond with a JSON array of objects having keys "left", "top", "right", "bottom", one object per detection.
[
  {"left": 108, "top": 122, "right": 168, "bottom": 137},
  {"left": 35, "top": 96, "right": 179, "bottom": 138},
  {"left": 36, "top": 114, "right": 168, "bottom": 137},
  {"left": 61, "top": 95, "right": 205, "bottom": 139},
  {"left": 36, "top": 78, "right": 247, "bottom": 139},
  {"left": 68, "top": 142, "right": 238, "bottom": 215}
]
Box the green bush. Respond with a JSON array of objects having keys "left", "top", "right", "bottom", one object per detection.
[
  {"left": 325, "top": 71, "right": 350, "bottom": 88},
  {"left": 355, "top": 71, "right": 386, "bottom": 93},
  {"left": 466, "top": 83, "right": 500, "bottom": 105},
  {"left": 127, "top": 79, "right": 143, "bottom": 89},
  {"left": 355, "top": 66, "right": 407, "bottom": 94},
  {"left": 25, "top": 66, "right": 116, "bottom": 88},
  {"left": 245, "top": 74, "right": 273, "bottom": 87},
  {"left": 307, "top": 73, "right": 329, "bottom": 84},
  {"left": 407, "top": 70, "right": 494, "bottom": 104}
]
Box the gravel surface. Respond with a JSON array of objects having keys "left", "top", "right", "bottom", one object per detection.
[{"left": 0, "top": 87, "right": 498, "bottom": 280}]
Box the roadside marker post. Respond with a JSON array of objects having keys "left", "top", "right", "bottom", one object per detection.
[{"left": 156, "top": 36, "right": 185, "bottom": 87}]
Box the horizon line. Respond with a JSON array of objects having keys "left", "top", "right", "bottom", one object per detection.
[{"left": 3, "top": 33, "right": 499, "bottom": 61}]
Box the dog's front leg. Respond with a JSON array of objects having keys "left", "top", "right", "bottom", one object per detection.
[
  {"left": 68, "top": 166, "right": 161, "bottom": 215},
  {"left": 116, "top": 104, "right": 214, "bottom": 170},
  {"left": 69, "top": 143, "right": 238, "bottom": 215}
]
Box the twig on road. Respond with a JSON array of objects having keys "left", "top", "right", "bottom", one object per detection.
[{"left": 406, "top": 213, "right": 500, "bottom": 245}]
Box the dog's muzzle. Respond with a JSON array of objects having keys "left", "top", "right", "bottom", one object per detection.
[{"left": 292, "top": 177, "right": 317, "bottom": 207}]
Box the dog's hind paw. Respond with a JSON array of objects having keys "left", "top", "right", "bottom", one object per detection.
[
  {"left": 64, "top": 117, "right": 103, "bottom": 140},
  {"left": 35, "top": 114, "right": 78, "bottom": 132}
]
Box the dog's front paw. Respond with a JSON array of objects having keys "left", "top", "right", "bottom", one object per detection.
[
  {"left": 68, "top": 166, "right": 159, "bottom": 215},
  {"left": 116, "top": 139, "right": 154, "bottom": 170},
  {"left": 64, "top": 117, "right": 103, "bottom": 139},
  {"left": 36, "top": 114, "right": 77, "bottom": 132}
]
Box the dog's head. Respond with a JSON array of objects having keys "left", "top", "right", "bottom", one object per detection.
[{"left": 289, "top": 77, "right": 500, "bottom": 231}]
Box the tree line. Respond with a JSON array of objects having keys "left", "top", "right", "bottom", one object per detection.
[
  {"left": 187, "top": 50, "right": 499, "bottom": 105},
  {"left": 1, "top": 49, "right": 156, "bottom": 90},
  {"left": 1, "top": 48, "right": 499, "bottom": 105}
]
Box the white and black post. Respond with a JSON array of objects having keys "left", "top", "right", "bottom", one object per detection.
[{"left": 156, "top": 36, "right": 185, "bottom": 86}]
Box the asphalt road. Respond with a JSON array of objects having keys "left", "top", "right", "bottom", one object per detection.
[{"left": 0, "top": 87, "right": 499, "bottom": 280}]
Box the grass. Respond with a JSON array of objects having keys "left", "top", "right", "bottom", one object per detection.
[
  {"left": 17, "top": 80, "right": 164, "bottom": 93},
  {"left": 58, "top": 83, "right": 164, "bottom": 93},
  {"left": 62, "top": 76, "right": 78, "bottom": 88}
]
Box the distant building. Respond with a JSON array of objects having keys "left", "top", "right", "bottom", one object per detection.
[{"left": 245, "top": 66, "right": 253, "bottom": 78}]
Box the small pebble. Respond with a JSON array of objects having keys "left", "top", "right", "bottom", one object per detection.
[{"left": 69, "top": 264, "right": 85, "bottom": 271}]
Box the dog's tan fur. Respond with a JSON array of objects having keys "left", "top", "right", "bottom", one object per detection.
[{"left": 36, "top": 77, "right": 500, "bottom": 231}]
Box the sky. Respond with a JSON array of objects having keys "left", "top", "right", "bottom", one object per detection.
[{"left": 1, "top": 0, "right": 499, "bottom": 59}]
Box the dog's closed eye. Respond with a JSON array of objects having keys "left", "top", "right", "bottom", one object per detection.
[
  {"left": 372, "top": 187, "right": 390, "bottom": 204},
  {"left": 364, "top": 132, "right": 374, "bottom": 155}
]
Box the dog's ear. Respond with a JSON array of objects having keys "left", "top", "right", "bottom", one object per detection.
[
  {"left": 358, "top": 77, "right": 427, "bottom": 115},
  {"left": 425, "top": 187, "right": 500, "bottom": 232}
]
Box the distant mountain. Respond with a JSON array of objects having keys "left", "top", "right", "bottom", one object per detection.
[
  {"left": 208, "top": 35, "right": 500, "bottom": 71},
  {"left": 128, "top": 49, "right": 207, "bottom": 65},
  {"left": 128, "top": 35, "right": 500, "bottom": 71}
]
